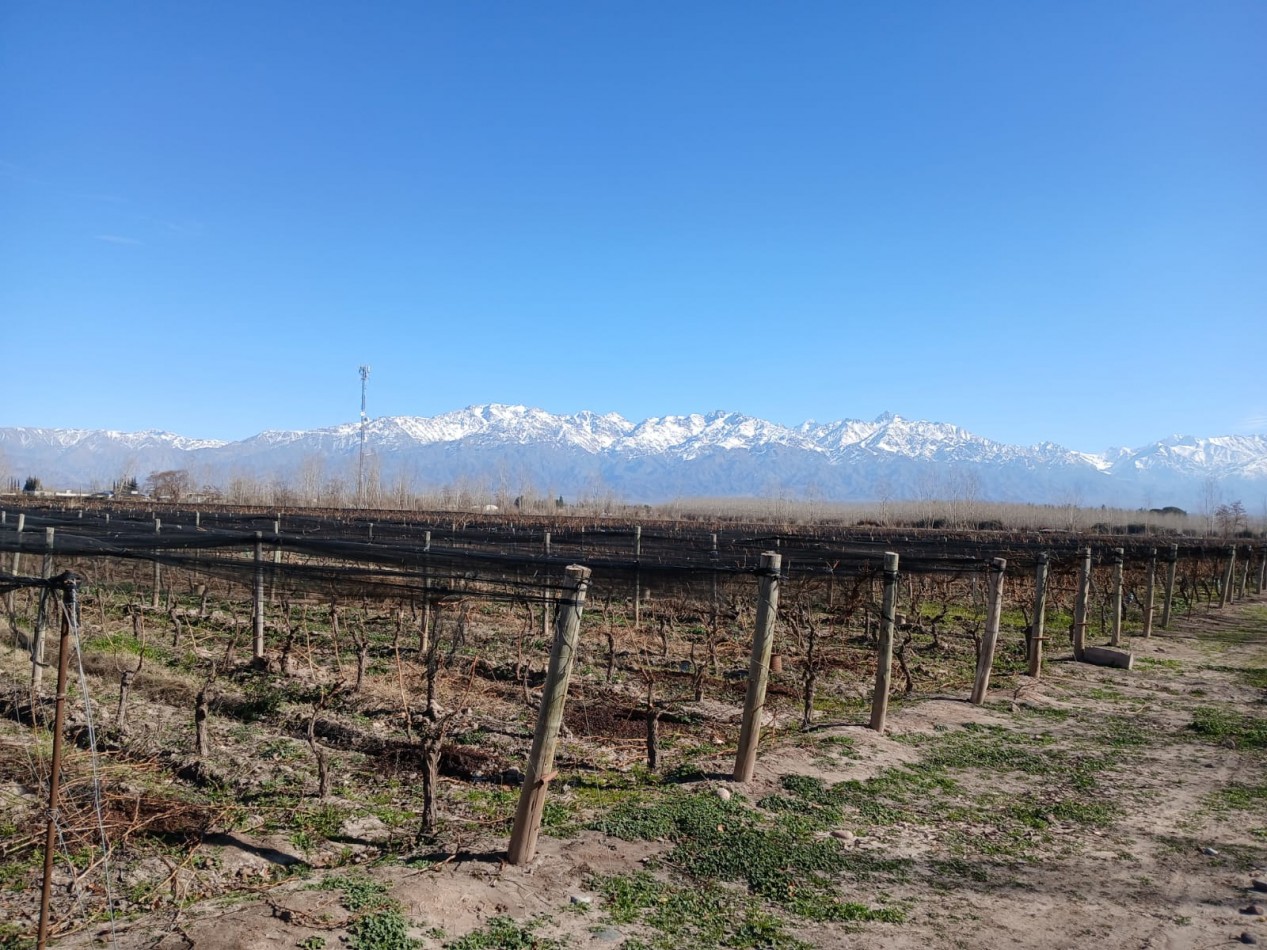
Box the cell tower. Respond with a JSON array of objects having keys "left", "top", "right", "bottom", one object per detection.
[{"left": 358, "top": 365, "right": 370, "bottom": 507}]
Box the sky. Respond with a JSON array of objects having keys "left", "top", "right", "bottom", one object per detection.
[{"left": 2, "top": 1, "right": 1264, "bottom": 454}]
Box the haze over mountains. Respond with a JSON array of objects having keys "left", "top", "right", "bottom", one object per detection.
[{"left": 3, "top": 405, "right": 1265, "bottom": 510}]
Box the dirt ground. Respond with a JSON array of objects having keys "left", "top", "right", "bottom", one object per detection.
[{"left": 7, "top": 595, "right": 1258, "bottom": 950}]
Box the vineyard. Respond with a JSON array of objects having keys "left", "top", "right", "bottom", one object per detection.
[{"left": 1, "top": 501, "right": 1265, "bottom": 949}]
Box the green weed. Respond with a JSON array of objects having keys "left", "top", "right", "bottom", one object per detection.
[
  {"left": 445, "top": 916, "right": 563, "bottom": 949},
  {"left": 1190, "top": 707, "right": 1267, "bottom": 749}
]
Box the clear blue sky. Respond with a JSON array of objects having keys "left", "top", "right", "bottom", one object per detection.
[{"left": 2, "top": 1, "right": 1264, "bottom": 453}]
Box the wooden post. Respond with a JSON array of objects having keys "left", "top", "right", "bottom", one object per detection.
[
  {"left": 1219, "top": 546, "right": 1236, "bottom": 608},
  {"left": 4, "top": 514, "right": 20, "bottom": 621},
  {"left": 11, "top": 511, "right": 25, "bottom": 578},
  {"left": 633, "top": 525, "right": 642, "bottom": 629},
  {"left": 1239, "top": 556, "right": 1250, "bottom": 600},
  {"left": 421, "top": 531, "right": 432, "bottom": 643},
  {"left": 710, "top": 532, "right": 719, "bottom": 631},
  {"left": 733, "top": 552, "right": 782, "bottom": 782},
  {"left": 1028, "top": 553, "right": 1049, "bottom": 678},
  {"left": 1142, "top": 548, "right": 1157, "bottom": 637},
  {"left": 1160, "top": 544, "right": 1179, "bottom": 628},
  {"left": 507, "top": 564, "right": 592, "bottom": 865},
  {"left": 195, "top": 511, "right": 201, "bottom": 528},
  {"left": 151, "top": 518, "right": 162, "bottom": 608},
  {"left": 543, "top": 531, "right": 551, "bottom": 557},
  {"left": 270, "top": 521, "right": 282, "bottom": 603},
  {"left": 37, "top": 575, "right": 77, "bottom": 950},
  {"left": 969, "top": 558, "right": 1007, "bottom": 704},
  {"left": 1110, "top": 547, "right": 1124, "bottom": 647},
  {"left": 1257, "top": 547, "right": 1266, "bottom": 596},
  {"left": 31, "top": 528, "right": 54, "bottom": 691},
  {"left": 1072, "top": 547, "right": 1091, "bottom": 660},
  {"left": 252, "top": 532, "right": 265, "bottom": 660},
  {"left": 868, "top": 552, "right": 900, "bottom": 733}
]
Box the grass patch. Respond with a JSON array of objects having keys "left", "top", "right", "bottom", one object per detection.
[
  {"left": 1204, "top": 665, "right": 1267, "bottom": 690},
  {"left": 1189, "top": 707, "right": 1267, "bottom": 749},
  {"left": 592, "top": 789, "right": 905, "bottom": 922},
  {"left": 1210, "top": 782, "right": 1267, "bottom": 813},
  {"left": 596, "top": 871, "right": 811, "bottom": 949},
  {"left": 1136, "top": 657, "right": 1183, "bottom": 672},
  {"left": 445, "top": 916, "right": 563, "bottom": 950},
  {"left": 318, "top": 874, "right": 419, "bottom": 950}
]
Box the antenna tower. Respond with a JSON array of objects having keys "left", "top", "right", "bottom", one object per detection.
[{"left": 358, "top": 365, "right": 370, "bottom": 507}]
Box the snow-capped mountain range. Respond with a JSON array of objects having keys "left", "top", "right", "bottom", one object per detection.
[{"left": 2, "top": 405, "right": 1265, "bottom": 509}]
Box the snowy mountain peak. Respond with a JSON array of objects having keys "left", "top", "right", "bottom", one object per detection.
[{"left": 2, "top": 408, "right": 1263, "bottom": 508}]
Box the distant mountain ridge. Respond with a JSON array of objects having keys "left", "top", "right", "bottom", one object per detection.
[{"left": 2, "top": 405, "right": 1265, "bottom": 509}]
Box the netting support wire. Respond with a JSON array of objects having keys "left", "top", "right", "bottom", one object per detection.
[{"left": 38, "top": 571, "right": 80, "bottom": 950}]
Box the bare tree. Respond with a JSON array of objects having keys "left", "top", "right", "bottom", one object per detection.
[{"left": 145, "top": 469, "right": 192, "bottom": 503}]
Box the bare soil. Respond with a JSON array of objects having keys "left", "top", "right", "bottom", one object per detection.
[{"left": 5, "top": 594, "right": 1267, "bottom": 949}]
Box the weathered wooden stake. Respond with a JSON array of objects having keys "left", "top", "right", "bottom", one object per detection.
[
  {"left": 1072, "top": 548, "right": 1091, "bottom": 660},
  {"left": 733, "top": 552, "right": 782, "bottom": 782},
  {"left": 507, "top": 564, "right": 592, "bottom": 865},
  {"left": 1110, "top": 547, "right": 1124, "bottom": 647},
  {"left": 1142, "top": 548, "right": 1157, "bottom": 637},
  {"left": 151, "top": 518, "right": 162, "bottom": 608},
  {"left": 1239, "top": 557, "right": 1250, "bottom": 600},
  {"left": 710, "top": 532, "right": 720, "bottom": 631},
  {"left": 1219, "top": 546, "right": 1236, "bottom": 608},
  {"left": 270, "top": 521, "right": 282, "bottom": 603},
  {"left": 31, "top": 529, "right": 54, "bottom": 691},
  {"left": 633, "top": 525, "right": 642, "bottom": 628},
  {"left": 1161, "top": 544, "right": 1179, "bottom": 628},
  {"left": 421, "top": 531, "right": 432, "bottom": 647},
  {"left": 252, "top": 532, "right": 265, "bottom": 659},
  {"left": 4, "top": 515, "right": 19, "bottom": 621},
  {"left": 1028, "top": 553, "right": 1049, "bottom": 678},
  {"left": 37, "top": 575, "right": 77, "bottom": 950},
  {"left": 969, "top": 558, "right": 1007, "bottom": 704},
  {"left": 1257, "top": 547, "right": 1266, "bottom": 595},
  {"left": 868, "top": 552, "right": 900, "bottom": 733}
]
